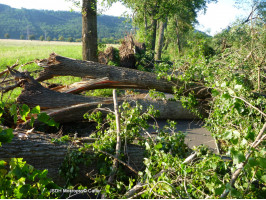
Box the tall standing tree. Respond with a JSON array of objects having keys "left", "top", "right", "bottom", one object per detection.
[
  {"left": 82, "top": 0, "right": 98, "bottom": 61},
  {"left": 111, "top": 0, "right": 217, "bottom": 58},
  {"left": 66, "top": 0, "right": 98, "bottom": 62},
  {"left": 155, "top": 18, "right": 167, "bottom": 60}
]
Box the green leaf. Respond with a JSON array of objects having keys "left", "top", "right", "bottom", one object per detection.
[
  {"left": 0, "top": 160, "right": 7, "bottom": 167},
  {"left": 31, "top": 106, "right": 40, "bottom": 114},
  {"left": 37, "top": 113, "right": 50, "bottom": 123},
  {"left": 234, "top": 84, "right": 242, "bottom": 91},
  {"left": 19, "top": 184, "right": 30, "bottom": 195},
  {"left": 228, "top": 88, "right": 235, "bottom": 95},
  {"left": 29, "top": 117, "right": 35, "bottom": 127},
  {"left": 222, "top": 93, "right": 231, "bottom": 99},
  {"left": 232, "top": 130, "right": 240, "bottom": 138},
  {"left": 0, "top": 128, "right": 14, "bottom": 143},
  {"left": 21, "top": 104, "right": 30, "bottom": 121},
  {"left": 154, "top": 143, "right": 163, "bottom": 150},
  {"left": 248, "top": 157, "right": 258, "bottom": 167},
  {"left": 233, "top": 152, "right": 245, "bottom": 165},
  {"left": 258, "top": 157, "right": 266, "bottom": 169},
  {"left": 215, "top": 186, "right": 225, "bottom": 195},
  {"left": 261, "top": 175, "right": 266, "bottom": 183},
  {"left": 37, "top": 113, "right": 59, "bottom": 128},
  {"left": 221, "top": 82, "right": 227, "bottom": 87},
  {"left": 224, "top": 130, "right": 233, "bottom": 139},
  {"left": 9, "top": 104, "right": 18, "bottom": 123},
  {"left": 145, "top": 142, "right": 150, "bottom": 150}
]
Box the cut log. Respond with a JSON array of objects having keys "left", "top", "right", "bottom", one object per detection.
[
  {"left": 36, "top": 53, "right": 210, "bottom": 99},
  {"left": 0, "top": 129, "right": 145, "bottom": 187}
]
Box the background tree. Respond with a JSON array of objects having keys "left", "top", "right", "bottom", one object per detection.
[
  {"left": 58, "top": 35, "right": 65, "bottom": 41},
  {"left": 39, "top": 35, "right": 44, "bottom": 41},
  {"left": 20, "top": 35, "right": 25, "bottom": 40},
  {"left": 82, "top": 0, "right": 98, "bottom": 61},
  {"left": 68, "top": 37, "right": 74, "bottom": 42},
  {"left": 4, "top": 33, "right": 10, "bottom": 39},
  {"left": 109, "top": 0, "right": 217, "bottom": 59},
  {"left": 66, "top": 0, "right": 98, "bottom": 61},
  {"left": 29, "top": 34, "right": 35, "bottom": 40},
  {"left": 46, "top": 36, "right": 51, "bottom": 41}
]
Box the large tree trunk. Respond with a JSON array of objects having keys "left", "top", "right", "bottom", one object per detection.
[
  {"left": 0, "top": 128, "right": 145, "bottom": 187},
  {"left": 14, "top": 73, "right": 198, "bottom": 126},
  {"left": 36, "top": 53, "right": 210, "bottom": 100},
  {"left": 82, "top": 0, "right": 98, "bottom": 62},
  {"left": 150, "top": 18, "right": 157, "bottom": 58},
  {"left": 176, "top": 21, "right": 182, "bottom": 54},
  {"left": 155, "top": 19, "right": 167, "bottom": 60}
]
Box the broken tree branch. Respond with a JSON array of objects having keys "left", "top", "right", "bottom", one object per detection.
[
  {"left": 220, "top": 123, "right": 266, "bottom": 199},
  {"left": 108, "top": 89, "right": 122, "bottom": 183},
  {"left": 35, "top": 53, "right": 210, "bottom": 99}
]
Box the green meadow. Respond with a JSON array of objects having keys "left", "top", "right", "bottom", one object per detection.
[
  {"left": 0, "top": 39, "right": 119, "bottom": 103},
  {"left": 0, "top": 39, "right": 82, "bottom": 69},
  {"left": 0, "top": 39, "right": 83, "bottom": 103}
]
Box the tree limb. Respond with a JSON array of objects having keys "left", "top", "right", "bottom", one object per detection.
[{"left": 220, "top": 123, "right": 266, "bottom": 198}]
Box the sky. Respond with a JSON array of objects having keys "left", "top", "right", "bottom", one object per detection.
[{"left": 0, "top": 0, "right": 251, "bottom": 36}]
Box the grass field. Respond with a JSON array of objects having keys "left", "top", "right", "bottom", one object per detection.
[
  {"left": 0, "top": 39, "right": 83, "bottom": 103},
  {"left": 0, "top": 39, "right": 119, "bottom": 103},
  {"left": 0, "top": 39, "right": 82, "bottom": 70}
]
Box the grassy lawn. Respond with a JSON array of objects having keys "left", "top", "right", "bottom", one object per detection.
[
  {"left": 0, "top": 39, "right": 82, "bottom": 70},
  {"left": 0, "top": 39, "right": 120, "bottom": 103},
  {"left": 0, "top": 39, "right": 83, "bottom": 103}
]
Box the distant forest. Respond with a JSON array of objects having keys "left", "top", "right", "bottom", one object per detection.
[{"left": 0, "top": 4, "right": 132, "bottom": 43}]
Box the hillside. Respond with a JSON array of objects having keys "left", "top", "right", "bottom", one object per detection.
[{"left": 0, "top": 4, "right": 132, "bottom": 42}]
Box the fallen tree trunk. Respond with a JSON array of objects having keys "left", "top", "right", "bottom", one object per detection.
[
  {"left": 45, "top": 98, "right": 198, "bottom": 124},
  {"left": 0, "top": 129, "right": 145, "bottom": 187},
  {"left": 14, "top": 71, "right": 198, "bottom": 127},
  {"left": 36, "top": 53, "right": 210, "bottom": 99},
  {"left": 16, "top": 71, "right": 110, "bottom": 109}
]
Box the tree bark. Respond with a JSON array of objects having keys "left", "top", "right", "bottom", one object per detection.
[
  {"left": 151, "top": 18, "right": 157, "bottom": 58},
  {"left": 16, "top": 77, "right": 198, "bottom": 127},
  {"left": 0, "top": 129, "right": 145, "bottom": 187},
  {"left": 176, "top": 21, "right": 182, "bottom": 54},
  {"left": 82, "top": 0, "right": 98, "bottom": 62},
  {"left": 36, "top": 53, "right": 210, "bottom": 99},
  {"left": 155, "top": 19, "right": 167, "bottom": 60},
  {"left": 14, "top": 72, "right": 199, "bottom": 126}
]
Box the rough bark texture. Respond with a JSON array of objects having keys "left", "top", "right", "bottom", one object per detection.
[
  {"left": 16, "top": 78, "right": 197, "bottom": 127},
  {"left": 155, "top": 20, "right": 167, "bottom": 60},
  {"left": 36, "top": 53, "right": 210, "bottom": 99},
  {"left": 1, "top": 130, "right": 73, "bottom": 186},
  {"left": 82, "top": 0, "right": 98, "bottom": 62},
  {"left": 0, "top": 130, "right": 145, "bottom": 187},
  {"left": 16, "top": 73, "right": 107, "bottom": 109},
  {"left": 151, "top": 18, "right": 157, "bottom": 58},
  {"left": 43, "top": 98, "right": 198, "bottom": 124},
  {"left": 176, "top": 21, "right": 182, "bottom": 54}
]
